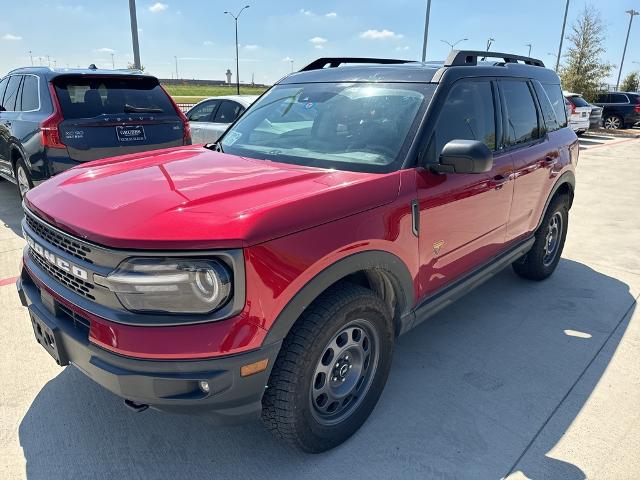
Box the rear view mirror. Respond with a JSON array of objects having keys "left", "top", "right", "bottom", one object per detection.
[{"left": 433, "top": 139, "right": 493, "bottom": 174}]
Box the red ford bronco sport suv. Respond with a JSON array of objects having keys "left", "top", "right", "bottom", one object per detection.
[{"left": 17, "top": 51, "right": 577, "bottom": 453}]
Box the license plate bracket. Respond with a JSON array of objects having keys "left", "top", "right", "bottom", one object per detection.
[
  {"left": 29, "top": 307, "right": 69, "bottom": 366},
  {"left": 116, "top": 125, "right": 146, "bottom": 143}
]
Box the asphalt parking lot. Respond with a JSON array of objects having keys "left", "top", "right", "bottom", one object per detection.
[{"left": 1, "top": 133, "right": 639, "bottom": 479}]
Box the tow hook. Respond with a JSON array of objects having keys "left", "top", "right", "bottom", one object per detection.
[{"left": 124, "top": 399, "right": 149, "bottom": 413}]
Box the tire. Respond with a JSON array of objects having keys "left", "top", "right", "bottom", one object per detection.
[
  {"left": 262, "top": 283, "right": 394, "bottom": 453},
  {"left": 576, "top": 130, "right": 585, "bottom": 136},
  {"left": 14, "top": 158, "right": 34, "bottom": 199},
  {"left": 603, "top": 115, "right": 623, "bottom": 130},
  {"left": 512, "top": 194, "right": 569, "bottom": 281}
]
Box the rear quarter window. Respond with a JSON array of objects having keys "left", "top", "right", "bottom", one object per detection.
[
  {"left": 542, "top": 83, "right": 568, "bottom": 128},
  {"left": 568, "top": 95, "right": 590, "bottom": 108},
  {"left": 53, "top": 76, "right": 176, "bottom": 119}
]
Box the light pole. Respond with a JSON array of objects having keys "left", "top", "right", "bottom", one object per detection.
[
  {"left": 421, "top": 0, "right": 432, "bottom": 61},
  {"left": 111, "top": 53, "right": 115, "bottom": 69},
  {"left": 174, "top": 56, "right": 179, "bottom": 79},
  {"left": 29, "top": 50, "right": 33, "bottom": 66},
  {"left": 486, "top": 37, "right": 494, "bottom": 51},
  {"left": 525, "top": 43, "right": 532, "bottom": 57},
  {"left": 555, "top": 0, "right": 570, "bottom": 72},
  {"left": 616, "top": 9, "right": 639, "bottom": 90},
  {"left": 290, "top": 59, "right": 294, "bottom": 73},
  {"left": 441, "top": 38, "right": 468, "bottom": 51},
  {"left": 128, "top": 0, "right": 141, "bottom": 70},
  {"left": 224, "top": 5, "right": 250, "bottom": 95}
]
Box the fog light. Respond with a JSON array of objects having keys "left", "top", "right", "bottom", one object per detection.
[{"left": 199, "top": 380, "right": 210, "bottom": 393}]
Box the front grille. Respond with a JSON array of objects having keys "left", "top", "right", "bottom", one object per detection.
[
  {"left": 25, "top": 214, "right": 93, "bottom": 264},
  {"left": 30, "top": 250, "right": 96, "bottom": 301},
  {"left": 57, "top": 303, "right": 91, "bottom": 332}
]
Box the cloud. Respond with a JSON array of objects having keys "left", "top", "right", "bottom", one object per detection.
[
  {"left": 243, "top": 44, "right": 259, "bottom": 50},
  {"left": 309, "top": 36, "right": 327, "bottom": 50},
  {"left": 2, "top": 34, "right": 22, "bottom": 41},
  {"left": 56, "top": 5, "right": 84, "bottom": 14},
  {"left": 395, "top": 46, "right": 410, "bottom": 51},
  {"left": 300, "top": 8, "right": 313, "bottom": 16},
  {"left": 148, "top": 2, "right": 168, "bottom": 13},
  {"left": 325, "top": 12, "right": 337, "bottom": 18},
  {"left": 96, "top": 47, "right": 115, "bottom": 53},
  {"left": 203, "top": 40, "right": 214, "bottom": 46},
  {"left": 282, "top": 57, "right": 293, "bottom": 62},
  {"left": 359, "top": 29, "right": 403, "bottom": 40}
]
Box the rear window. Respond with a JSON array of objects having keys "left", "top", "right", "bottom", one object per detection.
[
  {"left": 53, "top": 76, "right": 176, "bottom": 119},
  {"left": 567, "top": 95, "right": 590, "bottom": 108}
]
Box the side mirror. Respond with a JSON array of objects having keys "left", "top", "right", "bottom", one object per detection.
[{"left": 432, "top": 139, "right": 493, "bottom": 174}]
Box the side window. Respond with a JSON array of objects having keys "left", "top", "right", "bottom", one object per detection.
[
  {"left": 3, "top": 75, "right": 23, "bottom": 112},
  {"left": 214, "top": 100, "right": 243, "bottom": 123},
  {"left": 533, "top": 81, "right": 560, "bottom": 132},
  {"left": 433, "top": 80, "right": 496, "bottom": 157},
  {"left": 20, "top": 75, "right": 40, "bottom": 111},
  {"left": 542, "top": 84, "right": 567, "bottom": 128},
  {"left": 188, "top": 100, "right": 219, "bottom": 122},
  {"left": 0, "top": 77, "right": 9, "bottom": 110},
  {"left": 596, "top": 93, "right": 609, "bottom": 103},
  {"left": 610, "top": 93, "right": 628, "bottom": 104},
  {"left": 501, "top": 80, "right": 540, "bottom": 146}
]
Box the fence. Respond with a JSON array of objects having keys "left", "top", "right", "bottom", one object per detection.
[{"left": 176, "top": 103, "right": 196, "bottom": 113}]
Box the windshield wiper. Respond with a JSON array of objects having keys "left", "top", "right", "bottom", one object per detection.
[{"left": 123, "top": 104, "right": 164, "bottom": 113}]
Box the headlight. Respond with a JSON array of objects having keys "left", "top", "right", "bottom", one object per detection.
[{"left": 106, "top": 258, "right": 232, "bottom": 314}]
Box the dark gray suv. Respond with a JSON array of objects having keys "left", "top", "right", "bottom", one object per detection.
[{"left": 0, "top": 66, "right": 191, "bottom": 198}]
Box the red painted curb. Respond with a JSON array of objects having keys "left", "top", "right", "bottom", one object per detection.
[{"left": 0, "top": 276, "right": 18, "bottom": 287}]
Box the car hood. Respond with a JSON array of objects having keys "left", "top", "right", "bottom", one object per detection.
[{"left": 25, "top": 146, "right": 400, "bottom": 249}]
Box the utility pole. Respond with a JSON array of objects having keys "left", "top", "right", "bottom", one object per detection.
[
  {"left": 129, "top": 0, "right": 141, "bottom": 69},
  {"left": 616, "top": 9, "right": 639, "bottom": 90},
  {"left": 555, "top": 0, "right": 570, "bottom": 72},
  {"left": 421, "top": 0, "right": 432, "bottom": 61},
  {"left": 174, "top": 56, "right": 179, "bottom": 79},
  {"left": 111, "top": 53, "right": 115, "bottom": 69},
  {"left": 525, "top": 43, "right": 532, "bottom": 57},
  {"left": 224, "top": 5, "right": 250, "bottom": 95}
]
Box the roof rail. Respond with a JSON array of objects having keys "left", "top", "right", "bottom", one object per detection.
[
  {"left": 300, "top": 57, "right": 415, "bottom": 72},
  {"left": 445, "top": 50, "right": 545, "bottom": 67}
]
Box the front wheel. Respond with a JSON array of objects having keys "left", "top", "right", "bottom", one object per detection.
[
  {"left": 513, "top": 195, "right": 569, "bottom": 280},
  {"left": 262, "top": 284, "right": 394, "bottom": 453},
  {"left": 603, "top": 115, "right": 623, "bottom": 130}
]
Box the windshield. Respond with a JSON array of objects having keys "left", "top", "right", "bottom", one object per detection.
[{"left": 220, "top": 82, "right": 435, "bottom": 172}]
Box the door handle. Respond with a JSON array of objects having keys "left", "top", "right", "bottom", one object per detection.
[
  {"left": 543, "top": 156, "right": 558, "bottom": 168},
  {"left": 490, "top": 173, "right": 512, "bottom": 190}
]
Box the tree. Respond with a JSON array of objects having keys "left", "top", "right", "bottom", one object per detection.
[
  {"left": 620, "top": 71, "right": 639, "bottom": 92},
  {"left": 126, "top": 62, "right": 146, "bottom": 72},
  {"left": 559, "top": 6, "right": 613, "bottom": 102}
]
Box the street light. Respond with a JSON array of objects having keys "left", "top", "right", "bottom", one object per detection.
[
  {"left": 525, "top": 43, "right": 532, "bottom": 57},
  {"left": 128, "top": 0, "right": 141, "bottom": 70},
  {"left": 174, "top": 55, "right": 179, "bottom": 79},
  {"left": 421, "top": 0, "right": 432, "bottom": 61},
  {"left": 224, "top": 5, "right": 250, "bottom": 95},
  {"left": 555, "top": 0, "right": 570, "bottom": 72},
  {"left": 441, "top": 38, "right": 468, "bottom": 51},
  {"left": 486, "top": 37, "right": 495, "bottom": 51},
  {"left": 616, "top": 9, "right": 639, "bottom": 90}
]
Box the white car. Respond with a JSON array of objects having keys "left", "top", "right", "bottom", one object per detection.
[
  {"left": 187, "top": 95, "right": 258, "bottom": 144},
  {"left": 563, "top": 92, "right": 592, "bottom": 135}
]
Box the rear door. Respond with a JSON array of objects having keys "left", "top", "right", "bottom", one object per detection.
[
  {"left": 503, "top": 79, "right": 560, "bottom": 241},
  {"left": 0, "top": 75, "right": 23, "bottom": 176},
  {"left": 52, "top": 75, "right": 186, "bottom": 162}
]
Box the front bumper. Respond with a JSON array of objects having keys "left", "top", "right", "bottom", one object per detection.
[{"left": 17, "top": 270, "right": 281, "bottom": 424}]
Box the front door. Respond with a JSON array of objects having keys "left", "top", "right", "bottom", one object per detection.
[{"left": 415, "top": 79, "right": 514, "bottom": 300}]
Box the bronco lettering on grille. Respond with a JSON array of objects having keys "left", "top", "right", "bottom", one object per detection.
[{"left": 26, "top": 234, "right": 89, "bottom": 281}]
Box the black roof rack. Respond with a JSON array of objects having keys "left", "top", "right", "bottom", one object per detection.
[
  {"left": 300, "top": 57, "right": 415, "bottom": 72},
  {"left": 445, "top": 50, "right": 545, "bottom": 67}
]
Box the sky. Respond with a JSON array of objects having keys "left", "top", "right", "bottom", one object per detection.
[{"left": 0, "top": 0, "right": 638, "bottom": 85}]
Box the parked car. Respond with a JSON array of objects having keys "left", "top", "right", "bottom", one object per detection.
[
  {"left": 187, "top": 95, "right": 258, "bottom": 144},
  {"left": 0, "top": 66, "right": 191, "bottom": 198},
  {"left": 594, "top": 91, "right": 640, "bottom": 129},
  {"left": 563, "top": 92, "right": 592, "bottom": 135},
  {"left": 588, "top": 104, "right": 603, "bottom": 130},
  {"left": 17, "top": 51, "right": 577, "bottom": 453}
]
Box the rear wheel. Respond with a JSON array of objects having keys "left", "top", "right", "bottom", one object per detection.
[
  {"left": 262, "top": 284, "right": 394, "bottom": 453},
  {"left": 15, "top": 158, "right": 34, "bottom": 199},
  {"left": 603, "top": 115, "right": 623, "bottom": 130},
  {"left": 513, "top": 195, "right": 568, "bottom": 280}
]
